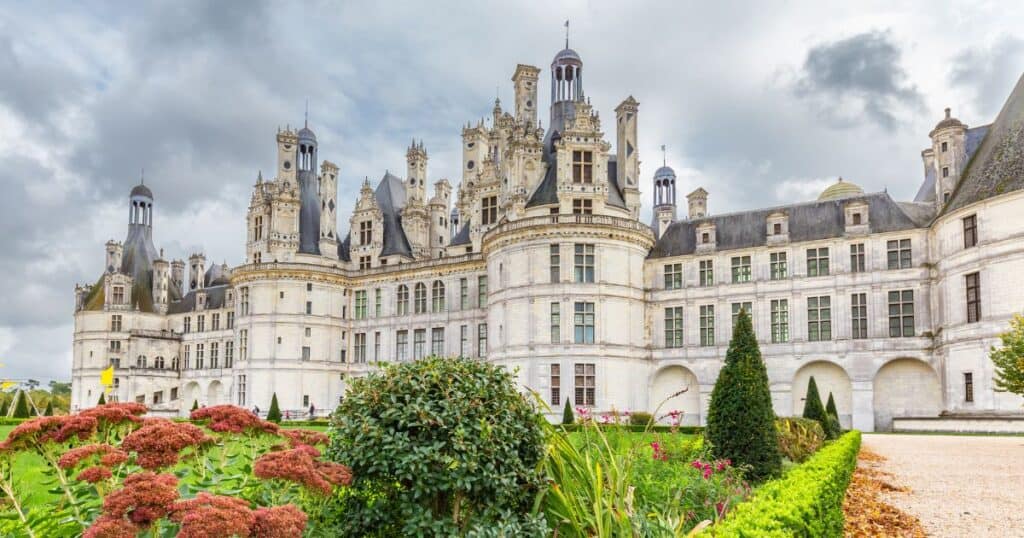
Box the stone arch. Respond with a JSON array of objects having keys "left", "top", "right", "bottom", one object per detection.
[
  {"left": 206, "top": 380, "right": 224, "bottom": 406},
  {"left": 792, "top": 360, "right": 853, "bottom": 428},
  {"left": 649, "top": 365, "right": 701, "bottom": 426},
  {"left": 873, "top": 358, "right": 942, "bottom": 431},
  {"left": 183, "top": 382, "right": 201, "bottom": 408}
]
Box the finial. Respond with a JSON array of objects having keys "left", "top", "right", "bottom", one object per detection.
[
  {"left": 257, "top": 170, "right": 263, "bottom": 183},
  {"left": 838, "top": 176, "right": 843, "bottom": 183},
  {"left": 945, "top": 107, "right": 951, "bottom": 119},
  {"left": 140, "top": 168, "right": 145, "bottom": 185},
  {"left": 661, "top": 145, "right": 666, "bottom": 167},
  {"left": 564, "top": 19, "right": 570, "bottom": 49},
  {"left": 304, "top": 99, "right": 309, "bottom": 128}
]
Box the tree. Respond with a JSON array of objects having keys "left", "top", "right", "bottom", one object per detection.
[
  {"left": 191, "top": 399, "right": 199, "bottom": 412},
  {"left": 48, "top": 380, "right": 72, "bottom": 396},
  {"left": 0, "top": 398, "right": 8, "bottom": 417},
  {"left": 705, "top": 309, "right": 781, "bottom": 481},
  {"left": 12, "top": 391, "right": 30, "bottom": 419},
  {"left": 562, "top": 399, "right": 574, "bottom": 425},
  {"left": 44, "top": 401, "right": 54, "bottom": 416},
  {"left": 991, "top": 314, "right": 1024, "bottom": 396},
  {"left": 825, "top": 392, "right": 838, "bottom": 419},
  {"left": 97, "top": 392, "right": 106, "bottom": 405},
  {"left": 267, "top": 393, "right": 282, "bottom": 423}
]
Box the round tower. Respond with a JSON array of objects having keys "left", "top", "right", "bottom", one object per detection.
[
  {"left": 652, "top": 165, "right": 677, "bottom": 239},
  {"left": 129, "top": 182, "right": 153, "bottom": 228}
]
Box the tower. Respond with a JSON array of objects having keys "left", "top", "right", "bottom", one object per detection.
[
  {"left": 276, "top": 128, "right": 298, "bottom": 184},
  {"left": 651, "top": 158, "right": 677, "bottom": 239},
  {"left": 170, "top": 259, "right": 185, "bottom": 296},
  {"left": 687, "top": 188, "right": 708, "bottom": 219},
  {"left": 105, "top": 240, "right": 123, "bottom": 274},
  {"left": 512, "top": 64, "right": 540, "bottom": 125},
  {"left": 928, "top": 107, "right": 968, "bottom": 207},
  {"left": 152, "top": 254, "right": 169, "bottom": 313},
  {"left": 429, "top": 179, "right": 452, "bottom": 258},
  {"left": 406, "top": 140, "right": 428, "bottom": 203},
  {"left": 615, "top": 96, "right": 641, "bottom": 217},
  {"left": 296, "top": 121, "right": 322, "bottom": 255},
  {"left": 547, "top": 44, "right": 584, "bottom": 146},
  {"left": 319, "top": 161, "right": 339, "bottom": 259},
  {"left": 188, "top": 252, "right": 206, "bottom": 292}
]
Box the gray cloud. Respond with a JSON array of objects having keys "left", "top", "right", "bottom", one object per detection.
[
  {"left": 950, "top": 35, "right": 1024, "bottom": 119},
  {"left": 793, "top": 30, "right": 924, "bottom": 130}
]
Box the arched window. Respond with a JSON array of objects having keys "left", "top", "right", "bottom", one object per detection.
[
  {"left": 431, "top": 281, "right": 446, "bottom": 312},
  {"left": 154, "top": 356, "right": 165, "bottom": 369},
  {"left": 397, "top": 285, "right": 409, "bottom": 315},
  {"left": 414, "top": 283, "right": 427, "bottom": 314},
  {"left": 136, "top": 355, "right": 147, "bottom": 368},
  {"left": 171, "top": 356, "right": 180, "bottom": 370}
]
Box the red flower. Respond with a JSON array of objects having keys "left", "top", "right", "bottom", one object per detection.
[
  {"left": 59, "top": 444, "right": 123, "bottom": 469},
  {"left": 170, "top": 492, "right": 255, "bottom": 538},
  {"left": 251, "top": 504, "right": 308, "bottom": 538},
  {"left": 3, "top": 415, "right": 98, "bottom": 449},
  {"left": 254, "top": 447, "right": 351, "bottom": 495},
  {"left": 102, "top": 472, "right": 179, "bottom": 527},
  {"left": 100, "top": 450, "right": 129, "bottom": 466},
  {"left": 78, "top": 466, "right": 113, "bottom": 483},
  {"left": 191, "top": 405, "right": 279, "bottom": 435},
  {"left": 121, "top": 419, "right": 212, "bottom": 469},
  {"left": 83, "top": 516, "right": 139, "bottom": 538},
  {"left": 80, "top": 402, "right": 148, "bottom": 427},
  {"left": 280, "top": 428, "right": 329, "bottom": 448}
]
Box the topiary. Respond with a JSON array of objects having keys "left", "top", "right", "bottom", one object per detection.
[
  {"left": 267, "top": 393, "right": 282, "bottom": 423},
  {"left": 825, "top": 392, "right": 841, "bottom": 435},
  {"left": 44, "top": 401, "right": 54, "bottom": 416},
  {"left": 12, "top": 391, "right": 30, "bottom": 419},
  {"left": 325, "top": 356, "right": 547, "bottom": 536},
  {"left": 706, "top": 308, "right": 782, "bottom": 481},
  {"left": 191, "top": 399, "right": 199, "bottom": 412},
  {"left": 562, "top": 398, "right": 574, "bottom": 425},
  {"left": 0, "top": 398, "right": 8, "bottom": 417},
  {"left": 802, "top": 377, "right": 834, "bottom": 439},
  {"left": 629, "top": 411, "right": 654, "bottom": 427},
  {"left": 97, "top": 392, "right": 106, "bottom": 405}
]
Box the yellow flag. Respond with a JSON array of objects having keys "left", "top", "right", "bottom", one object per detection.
[
  {"left": 0, "top": 381, "right": 14, "bottom": 390},
  {"left": 100, "top": 366, "right": 114, "bottom": 386}
]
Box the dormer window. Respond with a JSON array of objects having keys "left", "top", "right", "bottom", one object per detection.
[
  {"left": 359, "top": 221, "right": 373, "bottom": 246},
  {"left": 572, "top": 151, "right": 594, "bottom": 183},
  {"left": 852, "top": 213, "right": 862, "bottom": 225},
  {"left": 701, "top": 232, "right": 710, "bottom": 244},
  {"left": 696, "top": 222, "right": 717, "bottom": 251},
  {"left": 481, "top": 196, "right": 498, "bottom": 225},
  {"left": 766, "top": 211, "right": 789, "bottom": 244},
  {"left": 773, "top": 223, "right": 782, "bottom": 235},
  {"left": 844, "top": 201, "right": 869, "bottom": 233}
]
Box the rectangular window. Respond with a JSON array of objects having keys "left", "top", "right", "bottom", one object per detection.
[
  {"left": 226, "top": 311, "right": 235, "bottom": 329},
  {"left": 572, "top": 150, "right": 594, "bottom": 183},
  {"left": 374, "top": 332, "right": 380, "bottom": 361},
  {"left": 460, "top": 325, "right": 469, "bottom": 357},
  {"left": 211, "top": 313, "right": 220, "bottom": 331},
  {"left": 550, "top": 364, "right": 561, "bottom": 406},
  {"left": 359, "top": 256, "right": 371, "bottom": 270},
  {"left": 431, "top": 328, "right": 444, "bottom": 356},
  {"left": 888, "top": 290, "right": 915, "bottom": 337},
  {"left": 397, "top": 285, "right": 409, "bottom": 315},
  {"left": 665, "top": 307, "right": 683, "bottom": 348},
  {"left": 851, "top": 293, "right": 868, "bottom": 339},
  {"left": 572, "top": 199, "right": 593, "bottom": 215},
  {"left": 354, "top": 333, "right": 366, "bottom": 363},
  {"left": 354, "top": 290, "right": 368, "bottom": 319},
  {"left": 196, "top": 344, "right": 204, "bottom": 369},
  {"left": 254, "top": 216, "right": 263, "bottom": 241},
  {"left": 850, "top": 243, "right": 866, "bottom": 273},
  {"left": 731, "top": 256, "right": 752, "bottom": 283},
  {"left": 942, "top": 166, "right": 949, "bottom": 178},
  {"left": 397, "top": 330, "right": 408, "bottom": 361},
  {"left": 171, "top": 387, "right": 179, "bottom": 401},
  {"left": 966, "top": 272, "right": 981, "bottom": 323},
  {"left": 807, "top": 248, "right": 830, "bottom": 277},
  {"left": 197, "top": 315, "right": 205, "bottom": 332},
  {"left": 239, "top": 329, "right": 248, "bottom": 361},
  {"left": 359, "top": 220, "right": 373, "bottom": 246},
  {"left": 110, "top": 340, "right": 121, "bottom": 352},
  {"left": 963, "top": 215, "right": 978, "bottom": 248},
  {"left": 941, "top": 141, "right": 948, "bottom": 152},
  {"left": 481, "top": 196, "right": 498, "bottom": 226},
  {"left": 431, "top": 282, "right": 445, "bottom": 312},
  {"left": 573, "top": 302, "right": 595, "bottom": 344},
  {"left": 460, "top": 278, "right": 469, "bottom": 309},
  {"left": 301, "top": 346, "right": 311, "bottom": 361},
  {"left": 375, "top": 288, "right": 382, "bottom": 317},
  {"left": 478, "top": 324, "right": 488, "bottom": 358},
  {"left": 236, "top": 375, "right": 246, "bottom": 406},
  {"left": 184, "top": 317, "right": 191, "bottom": 333},
  {"left": 209, "top": 342, "right": 219, "bottom": 368},
  {"left": 770, "top": 299, "right": 789, "bottom": 343},
  {"left": 964, "top": 372, "right": 974, "bottom": 403},
  {"left": 699, "top": 260, "right": 714, "bottom": 286},
  {"left": 550, "top": 244, "right": 561, "bottom": 283},
  {"left": 574, "top": 363, "right": 596, "bottom": 406},
  {"left": 770, "top": 252, "right": 788, "bottom": 280},
  {"left": 413, "top": 329, "right": 426, "bottom": 360},
  {"left": 414, "top": 284, "right": 427, "bottom": 314},
  {"left": 699, "top": 305, "right": 715, "bottom": 347},
  {"left": 478, "top": 276, "right": 488, "bottom": 308},
  {"left": 807, "top": 296, "right": 832, "bottom": 341},
  {"left": 731, "top": 302, "right": 752, "bottom": 329},
  {"left": 112, "top": 286, "right": 125, "bottom": 304},
  {"left": 664, "top": 263, "right": 683, "bottom": 289},
  {"left": 184, "top": 345, "right": 190, "bottom": 370},
  {"left": 887, "top": 239, "right": 912, "bottom": 269},
  {"left": 111, "top": 314, "right": 122, "bottom": 332},
  {"left": 574, "top": 244, "right": 595, "bottom": 283},
  {"left": 550, "top": 302, "right": 561, "bottom": 344},
  {"left": 240, "top": 287, "right": 249, "bottom": 316},
  {"left": 224, "top": 341, "right": 233, "bottom": 368},
  {"left": 305, "top": 301, "right": 312, "bottom": 315},
  {"left": 152, "top": 391, "right": 163, "bottom": 405}
]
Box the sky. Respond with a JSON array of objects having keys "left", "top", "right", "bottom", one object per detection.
[{"left": 0, "top": 1, "right": 1022, "bottom": 382}]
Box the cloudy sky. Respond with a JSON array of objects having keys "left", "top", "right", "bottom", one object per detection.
[{"left": 1, "top": 1, "right": 1022, "bottom": 382}]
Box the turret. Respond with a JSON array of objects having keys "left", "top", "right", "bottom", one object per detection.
[
  {"left": 429, "top": 179, "right": 452, "bottom": 258},
  {"left": 105, "top": 240, "right": 123, "bottom": 274},
  {"left": 512, "top": 64, "right": 540, "bottom": 125},
  {"left": 651, "top": 163, "right": 677, "bottom": 239},
  {"left": 928, "top": 107, "right": 968, "bottom": 206},
  {"left": 188, "top": 253, "right": 206, "bottom": 292},
  {"left": 296, "top": 121, "right": 322, "bottom": 255},
  {"left": 406, "top": 140, "right": 428, "bottom": 203},
  {"left": 170, "top": 259, "right": 185, "bottom": 296},
  {"left": 687, "top": 188, "right": 708, "bottom": 219},
  {"left": 319, "top": 160, "right": 339, "bottom": 259},
  {"left": 129, "top": 182, "right": 153, "bottom": 228},
  {"left": 152, "top": 253, "right": 169, "bottom": 313}
]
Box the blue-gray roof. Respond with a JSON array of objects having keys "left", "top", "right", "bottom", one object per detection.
[
  {"left": 450, "top": 223, "right": 471, "bottom": 246},
  {"left": 374, "top": 172, "right": 414, "bottom": 258},
  {"left": 167, "top": 284, "right": 229, "bottom": 314},
  {"left": 526, "top": 157, "right": 626, "bottom": 209}
]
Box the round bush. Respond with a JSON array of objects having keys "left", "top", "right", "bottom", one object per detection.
[{"left": 325, "top": 356, "right": 547, "bottom": 536}]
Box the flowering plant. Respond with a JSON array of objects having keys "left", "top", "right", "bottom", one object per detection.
[{"left": 0, "top": 403, "right": 349, "bottom": 537}]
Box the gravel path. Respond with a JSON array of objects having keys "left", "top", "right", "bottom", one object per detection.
[{"left": 862, "top": 434, "right": 1024, "bottom": 537}]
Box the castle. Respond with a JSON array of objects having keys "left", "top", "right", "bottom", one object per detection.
[{"left": 71, "top": 43, "right": 1024, "bottom": 431}]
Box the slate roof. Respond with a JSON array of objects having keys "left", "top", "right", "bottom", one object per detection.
[
  {"left": 943, "top": 72, "right": 1024, "bottom": 214},
  {"left": 648, "top": 192, "right": 933, "bottom": 259},
  {"left": 450, "top": 223, "right": 471, "bottom": 246},
  {"left": 167, "top": 285, "right": 229, "bottom": 314},
  {"left": 526, "top": 157, "right": 627, "bottom": 209},
  {"left": 374, "top": 172, "right": 414, "bottom": 258},
  {"left": 83, "top": 221, "right": 183, "bottom": 313},
  {"left": 337, "top": 233, "right": 351, "bottom": 262}
]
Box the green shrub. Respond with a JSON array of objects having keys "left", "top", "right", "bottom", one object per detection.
[
  {"left": 775, "top": 417, "right": 825, "bottom": 463},
  {"left": 190, "top": 399, "right": 198, "bottom": 412},
  {"left": 629, "top": 411, "right": 654, "bottom": 427},
  {"left": 826, "top": 392, "right": 842, "bottom": 438},
  {"left": 705, "top": 309, "right": 781, "bottom": 481},
  {"left": 0, "top": 398, "right": 8, "bottom": 417},
  {"left": 97, "top": 392, "right": 106, "bottom": 405},
  {"left": 325, "top": 356, "right": 547, "bottom": 536},
  {"left": 802, "top": 376, "right": 837, "bottom": 440},
  {"left": 562, "top": 399, "right": 574, "bottom": 425},
  {"left": 266, "top": 393, "right": 282, "bottom": 423},
  {"left": 12, "top": 391, "right": 30, "bottom": 419},
  {"left": 43, "top": 401, "right": 53, "bottom": 416},
  {"left": 706, "top": 431, "right": 861, "bottom": 536},
  {"left": 559, "top": 423, "right": 703, "bottom": 434}
]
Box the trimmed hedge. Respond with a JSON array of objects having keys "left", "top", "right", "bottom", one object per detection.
[
  {"left": 558, "top": 423, "right": 703, "bottom": 434},
  {"left": 0, "top": 417, "right": 29, "bottom": 426},
  {"left": 707, "top": 430, "right": 861, "bottom": 536}
]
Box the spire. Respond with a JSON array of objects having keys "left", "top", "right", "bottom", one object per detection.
[
  {"left": 140, "top": 168, "right": 145, "bottom": 185},
  {"left": 661, "top": 145, "right": 666, "bottom": 167},
  {"left": 564, "top": 19, "right": 569, "bottom": 49},
  {"left": 304, "top": 98, "right": 309, "bottom": 128},
  {"left": 257, "top": 170, "right": 263, "bottom": 184}
]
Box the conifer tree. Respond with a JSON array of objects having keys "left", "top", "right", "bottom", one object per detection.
[
  {"left": 562, "top": 399, "right": 574, "bottom": 425},
  {"left": 191, "top": 399, "right": 199, "bottom": 412},
  {"left": 12, "top": 391, "right": 30, "bottom": 419},
  {"left": 825, "top": 392, "right": 838, "bottom": 419},
  {"left": 0, "top": 398, "right": 8, "bottom": 418},
  {"left": 825, "top": 392, "right": 841, "bottom": 438},
  {"left": 97, "top": 392, "right": 106, "bottom": 405},
  {"left": 802, "top": 376, "right": 833, "bottom": 439},
  {"left": 44, "top": 401, "right": 54, "bottom": 416},
  {"left": 267, "top": 393, "right": 282, "bottom": 423},
  {"left": 706, "top": 309, "right": 781, "bottom": 481}
]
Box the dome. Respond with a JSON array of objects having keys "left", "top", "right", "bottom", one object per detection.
[
  {"left": 932, "top": 107, "right": 965, "bottom": 134},
  {"left": 552, "top": 47, "right": 582, "bottom": 65},
  {"left": 654, "top": 165, "right": 676, "bottom": 181},
  {"left": 818, "top": 178, "right": 864, "bottom": 201},
  {"left": 297, "top": 125, "right": 317, "bottom": 142},
  {"left": 130, "top": 183, "right": 153, "bottom": 199}
]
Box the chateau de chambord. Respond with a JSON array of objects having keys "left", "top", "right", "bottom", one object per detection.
[{"left": 71, "top": 43, "right": 1024, "bottom": 431}]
